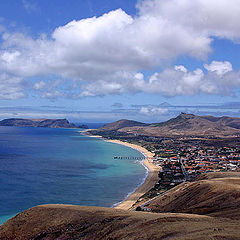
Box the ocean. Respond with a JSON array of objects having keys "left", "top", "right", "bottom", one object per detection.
[{"left": 0, "top": 126, "right": 146, "bottom": 224}]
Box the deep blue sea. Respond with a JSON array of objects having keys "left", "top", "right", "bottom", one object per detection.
[{"left": 0, "top": 126, "right": 146, "bottom": 224}]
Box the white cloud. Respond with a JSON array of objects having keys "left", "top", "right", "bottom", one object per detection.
[
  {"left": 204, "top": 61, "right": 233, "bottom": 75},
  {"left": 174, "top": 65, "right": 188, "bottom": 73},
  {"left": 1, "top": 0, "right": 240, "bottom": 99},
  {"left": 140, "top": 106, "right": 168, "bottom": 116},
  {"left": 79, "top": 60, "right": 240, "bottom": 97}
]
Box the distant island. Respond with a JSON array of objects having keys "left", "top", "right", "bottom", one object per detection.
[{"left": 0, "top": 118, "right": 88, "bottom": 129}]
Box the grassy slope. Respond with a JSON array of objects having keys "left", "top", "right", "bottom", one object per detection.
[{"left": 1, "top": 205, "right": 240, "bottom": 240}]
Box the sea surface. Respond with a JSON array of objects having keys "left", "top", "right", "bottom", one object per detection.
[{"left": 0, "top": 126, "right": 146, "bottom": 224}]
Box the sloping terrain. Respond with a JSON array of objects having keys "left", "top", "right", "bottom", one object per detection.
[
  {"left": 146, "top": 172, "right": 240, "bottom": 219},
  {"left": 1, "top": 172, "right": 240, "bottom": 239},
  {"left": 203, "top": 115, "right": 240, "bottom": 129},
  {"left": 1, "top": 204, "right": 240, "bottom": 240},
  {"left": 100, "top": 119, "right": 148, "bottom": 131},
  {"left": 115, "top": 113, "right": 240, "bottom": 137},
  {"left": 0, "top": 118, "right": 76, "bottom": 128}
]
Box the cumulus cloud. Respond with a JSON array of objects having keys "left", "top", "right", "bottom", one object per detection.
[
  {"left": 79, "top": 61, "right": 240, "bottom": 97},
  {"left": 204, "top": 61, "right": 233, "bottom": 75},
  {"left": 140, "top": 106, "right": 168, "bottom": 116},
  {"left": 1, "top": 0, "right": 240, "bottom": 99}
]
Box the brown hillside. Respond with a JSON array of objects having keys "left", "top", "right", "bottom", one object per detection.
[
  {"left": 203, "top": 116, "right": 240, "bottom": 129},
  {"left": 100, "top": 119, "right": 147, "bottom": 131},
  {"left": 195, "top": 171, "right": 240, "bottom": 181},
  {"left": 1, "top": 172, "right": 240, "bottom": 239},
  {"left": 147, "top": 172, "right": 240, "bottom": 219},
  {"left": 118, "top": 113, "right": 240, "bottom": 137},
  {"left": 1, "top": 204, "right": 240, "bottom": 240}
]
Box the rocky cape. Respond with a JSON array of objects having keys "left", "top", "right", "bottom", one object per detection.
[
  {"left": 0, "top": 118, "right": 78, "bottom": 128},
  {"left": 1, "top": 172, "right": 240, "bottom": 239}
]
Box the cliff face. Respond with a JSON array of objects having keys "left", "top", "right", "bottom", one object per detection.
[{"left": 0, "top": 118, "right": 76, "bottom": 128}]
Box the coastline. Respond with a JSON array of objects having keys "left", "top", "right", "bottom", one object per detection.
[
  {"left": 81, "top": 130, "right": 160, "bottom": 210},
  {"left": 107, "top": 140, "right": 160, "bottom": 210}
]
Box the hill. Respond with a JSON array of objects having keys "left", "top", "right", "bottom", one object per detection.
[
  {"left": 100, "top": 119, "right": 148, "bottom": 131},
  {"left": 0, "top": 118, "right": 76, "bottom": 128},
  {"left": 203, "top": 115, "right": 240, "bottom": 129},
  {"left": 1, "top": 172, "right": 240, "bottom": 239},
  {"left": 0, "top": 204, "right": 240, "bottom": 240},
  {"left": 144, "top": 172, "right": 240, "bottom": 219},
  {"left": 113, "top": 113, "right": 240, "bottom": 137}
]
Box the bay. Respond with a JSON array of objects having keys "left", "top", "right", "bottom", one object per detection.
[{"left": 0, "top": 126, "right": 146, "bottom": 224}]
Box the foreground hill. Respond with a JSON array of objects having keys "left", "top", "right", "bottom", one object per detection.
[
  {"left": 100, "top": 119, "right": 148, "bottom": 131},
  {"left": 1, "top": 172, "right": 240, "bottom": 239},
  {"left": 97, "top": 113, "right": 240, "bottom": 137},
  {"left": 0, "top": 204, "right": 240, "bottom": 240},
  {"left": 0, "top": 118, "right": 76, "bottom": 128},
  {"left": 145, "top": 172, "right": 240, "bottom": 219}
]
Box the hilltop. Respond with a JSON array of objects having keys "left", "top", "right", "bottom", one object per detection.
[
  {"left": 93, "top": 113, "right": 240, "bottom": 137},
  {"left": 1, "top": 172, "right": 240, "bottom": 239},
  {"left": 0, "top": 118, "right": 77, "bottom": 128},
  {"left": 100, "top": 119, "right": 148, "bottom": 131}
]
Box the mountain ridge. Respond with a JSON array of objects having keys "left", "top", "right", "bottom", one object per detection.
[{"left": 98, "top": 113, "right": 240, "bottom": 137}]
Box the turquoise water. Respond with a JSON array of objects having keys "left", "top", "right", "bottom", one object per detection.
[{"left": 0, "top": 127, "right": 146, "bottom": 224}]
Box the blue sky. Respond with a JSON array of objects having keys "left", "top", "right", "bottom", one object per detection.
[{"left": 1, "top": 0, "right": 240, "bottom": 123}]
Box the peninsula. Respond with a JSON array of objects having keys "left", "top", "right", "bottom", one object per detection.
[{"left": 0, "top": 118, "right": 78, "bottom": 128}]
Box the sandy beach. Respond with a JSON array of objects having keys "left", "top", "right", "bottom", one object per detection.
[
  {"left": 106, "top": 140, "right": 160, "bottom": 210},
  {"left": 82, "top": 130, "right": 160, "bottom": 210}
]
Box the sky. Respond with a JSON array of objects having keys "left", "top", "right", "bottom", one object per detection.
[{"left": 1, "top": 0, "right": 240, "bottom": 123}]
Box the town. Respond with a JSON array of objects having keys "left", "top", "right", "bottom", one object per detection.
[
  {"left": 88, "top": 127, "right": 240, "bottom": 207},
  {"left": 134, "top": 136, "right": 240, "bottom": 205}
]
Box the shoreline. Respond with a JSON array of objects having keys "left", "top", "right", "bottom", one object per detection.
[
  {"left": 81, "top": 130, "right": 161, "bottom": 210},
  {"left": 106, "top": 140, "right": 160, "bottom": 210}
]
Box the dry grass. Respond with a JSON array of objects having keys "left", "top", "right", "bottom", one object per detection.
[{"left": 1, "top": 172, "right": 240, "bottom": 240}]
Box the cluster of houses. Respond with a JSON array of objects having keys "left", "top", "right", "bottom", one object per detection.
[{"left": 149, "top": 142, "right": 240, "bottom": 191}]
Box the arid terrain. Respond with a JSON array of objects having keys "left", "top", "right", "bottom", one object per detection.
[
  {"left": 96, "top": 113, "right": 240, "bottom": 138},
  {"left": 1, "top": 172, "right": 240, "bottom": 240}
]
